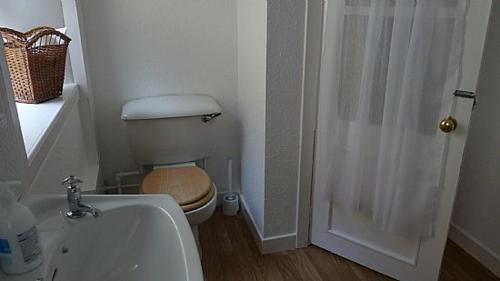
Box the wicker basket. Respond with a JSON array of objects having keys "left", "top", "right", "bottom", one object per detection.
[{"left": 0, "top": 26, "right": 71, "bottom": 104}]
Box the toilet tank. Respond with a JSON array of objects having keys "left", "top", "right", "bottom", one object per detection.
[{"left": 121, "top": 95, "right": 222, "bottom": 166}]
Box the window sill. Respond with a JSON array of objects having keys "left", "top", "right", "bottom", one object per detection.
[{"left": 16, "top": 83, "right": 79, "bottom": 163}]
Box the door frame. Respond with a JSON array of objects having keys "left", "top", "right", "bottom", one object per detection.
[{"left": 295, "top": 0, "right": 326, "bottom": 248}]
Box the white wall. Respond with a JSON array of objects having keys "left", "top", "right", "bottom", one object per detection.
[
  {"left": 450, "top": 2, "right": 500, "bottom": 275},
  {"left": 28, "top": 90, "right": 100, "bottom": 194},
  {"left": 78, "top": 0, "right": 240, "bottom": 192},
  {"left": 237, "top": 0, "right": 267, "bottom": 234},
  {"left": 0, "top": 0, "right": 64, "bottom": 31},
  {"left": 238, "top": 0, "right": 306, "bottom": 246},
  {"left": 264, "top": 0, "right": 306, "bottom": 238},
  {"left": 237, "top": 1, "right": 307, "bottom": 251}
]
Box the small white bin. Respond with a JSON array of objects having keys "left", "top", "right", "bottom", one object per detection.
[{"left": 222, "top": 193, "right": 239, "bottom": 216}]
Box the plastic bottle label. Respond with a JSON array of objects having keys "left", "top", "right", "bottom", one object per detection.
[
  {"left": 0, "top": 238, "right": 13, "bottom": 267},
  {"left": 0, "top": 239, "right": 11, "bottom": 254},
  {"left": 17, "top": 226, "right": 41, "bottom": 264}
]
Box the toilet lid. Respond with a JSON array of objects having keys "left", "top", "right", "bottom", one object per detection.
[{"left": 141, "top": 167, "right": 212, "bottom": 206}]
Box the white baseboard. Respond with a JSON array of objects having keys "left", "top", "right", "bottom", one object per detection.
[
  {"left": 240, "top": 195, "right": 297, "bottom": 254},
  {"left": 261, "top": 232, "right": 297, "bottom": 254},
  {"left": 239, "top": 195, "right": 265, "bottom": 252},
  {"left": 449, "top": 223, "right": 500, "bottom": 277}
]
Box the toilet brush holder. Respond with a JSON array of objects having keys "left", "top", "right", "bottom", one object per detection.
[{"left": 222, "top": 193, "right": 239, "bottom": 216}]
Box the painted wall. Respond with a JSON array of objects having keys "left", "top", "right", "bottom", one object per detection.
[
  {"left": 264, "top": 0, "right": 306, "bottom": 237},
  {"left": 0, "top": 0, "right": 64, "bottom": 30},
  {"left": 237, "top": 0, "right": 267, "bottom": 234},
  {"left": 28, "top": 90, "right": 100, "bottom": 194},
  {"left": 78, "top": 0, "right": 240, "bottom": 192},
  {"left": 239, "top": 0, "right": 306, "bottom": 242},
  {"left": 451, "top": 2, "right": 500, "bottom": 275}
]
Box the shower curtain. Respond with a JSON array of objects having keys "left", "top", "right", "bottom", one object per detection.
[{"left": 319, "top": 0, "right": 468, "bottom": 238}]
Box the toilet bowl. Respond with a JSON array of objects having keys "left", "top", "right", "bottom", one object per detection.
[
  {"left": 184, "top": 184, "right": 217, "bottom": 226},
  {"left": 140, "top": 166, "right": 217, "bottom": 248}
]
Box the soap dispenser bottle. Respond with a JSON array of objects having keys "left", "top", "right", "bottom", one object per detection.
[{"left": 0, "top": 183, "right": 43, "bottom": 275}]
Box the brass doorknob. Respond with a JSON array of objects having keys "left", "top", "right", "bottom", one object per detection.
[{"left": 439, "top": 116, "right": 457, "bottom": 133}]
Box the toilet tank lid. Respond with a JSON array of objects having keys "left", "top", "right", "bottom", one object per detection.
[{"left": 121, "top": 95, "right": 222, "bottom": 121}]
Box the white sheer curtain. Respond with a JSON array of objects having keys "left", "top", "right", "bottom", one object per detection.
[{"left": 318, "top": 0, "right": 468, "bottom": 238}]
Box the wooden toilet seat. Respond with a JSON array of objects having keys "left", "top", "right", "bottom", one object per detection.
[{"left": 140, "top": 166, "right": 214, "bottom": 212}]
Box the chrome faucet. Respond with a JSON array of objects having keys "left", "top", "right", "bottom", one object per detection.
[{"left": 62, "top": 176, "right": 100, "bottom": 219}]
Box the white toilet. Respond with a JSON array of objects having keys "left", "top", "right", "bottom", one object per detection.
[{"left": 121, "top": 94, "right": 222, "bottom": 245}]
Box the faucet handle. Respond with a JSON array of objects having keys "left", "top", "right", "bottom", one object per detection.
[{"left": 62, "top": 176, "right": 83, "bottom": 189}]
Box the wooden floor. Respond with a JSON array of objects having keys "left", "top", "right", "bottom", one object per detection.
[{"left": 199, "top": 209, "right": 499, "bottom": 281}]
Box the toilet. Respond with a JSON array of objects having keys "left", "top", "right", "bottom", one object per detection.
[{"left": 121, "top": 94, "right": 222, "bottom": 246}]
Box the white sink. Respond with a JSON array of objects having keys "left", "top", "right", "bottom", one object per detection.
[{"left": 0, "top": 195, "right": 204, "bottom": 281}]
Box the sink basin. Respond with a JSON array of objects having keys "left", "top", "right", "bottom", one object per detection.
[{"left": 0, "top": 195, "right": 203, "bottom": 281}]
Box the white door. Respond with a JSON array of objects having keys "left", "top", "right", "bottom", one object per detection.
[{"left": 310, "top": 1, "right": 491, "bottom": 281}]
